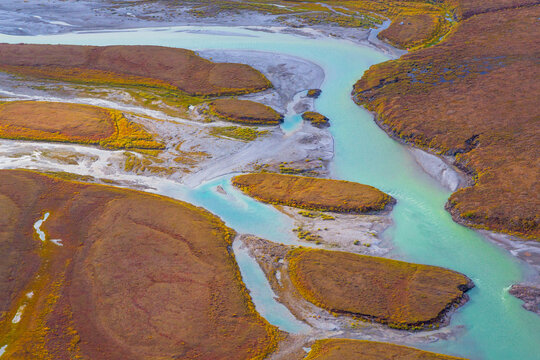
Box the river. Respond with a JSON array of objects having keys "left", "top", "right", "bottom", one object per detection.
[{"left": 0, "top": 26, "right": 538, "bottom": 360}]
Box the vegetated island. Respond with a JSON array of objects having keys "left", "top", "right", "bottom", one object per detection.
[
  {"left": 306, "top": 89, "right": 322, "bottom": 98},
  {"left": 232, "top": 173, "right": 394, "bottom": 213},
  {"left": 304, "top": 339, "right": 467, "bottom": 360},
  {"left": 0, "top": 101, "right": 164, "bottom": 150},
  {"left": 353, "top": 3, "right": 540, "bottom": 239},
  {"left": 0, "top": 43, "right": 272, "bottom": 97},
  {"left": 0, "top": 169, "right": 280, "bottom": 359},
  {"left": 208, "top": 98, "right": 284, "bottom": 125},
  {"left": 301, "top": 111, "right": 330, "bottom": 128},
  {"left": 289, "top": 248, "right": 473, "bottom": 330}
]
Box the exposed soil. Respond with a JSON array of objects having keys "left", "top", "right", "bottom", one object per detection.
[{"left": 509, "top": 284, "right": 540, "bottom": 315}]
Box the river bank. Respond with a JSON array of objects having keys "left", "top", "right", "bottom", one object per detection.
[{"left": 0, "top": 23, "right": 539, "bottom": 360}]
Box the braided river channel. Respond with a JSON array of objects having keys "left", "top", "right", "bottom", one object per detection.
[{"left": 0, "top": 26, "right": 539, "bottom": 359}]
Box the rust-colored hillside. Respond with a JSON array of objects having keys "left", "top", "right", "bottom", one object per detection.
[
  {"left": 0, "top": 170, "right": 279, "bottom": 359},
  {"left": 353, "top": 5, "right": 540, "bottom": 238},
  {"left": 0, "top": 44, "right": 271, "bottom": 96}
]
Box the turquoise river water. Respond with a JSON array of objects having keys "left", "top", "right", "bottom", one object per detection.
[{"left": 0, "top": 26, "right": 539, "bottom": 359}]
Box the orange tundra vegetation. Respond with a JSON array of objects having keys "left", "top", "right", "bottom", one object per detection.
[
  {"left": 0, "top": 43, "right": 272, "bottom": 97},
  {"left": 0, "top": 101, "right": 164, "bottom": 149},
  {"left": 0, "top": 170, "right": 280, "bottom": 360},
  {"left": 232, "top": 173, "right": 394, "bottom": 213},
  {"left": 304, "top": 339, "right": 468, "bottom": 360},
  {"left": 301, "top": 111, "right": 330, "bottom": 128},
  {"left": 287, "top": 248, "right": 473, "bottom": 329},
  {"left": 183, "top": 0, "right": 457, "bottom": 50},
  {"left": 208, "top": 98, "right": 284, "bottom": 125},
  {"left": 353, "top": 4, "right": 540, "bottom": 239}
]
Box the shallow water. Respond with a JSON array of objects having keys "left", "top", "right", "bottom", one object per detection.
[
  {"left": 33, "top": 212, "right": 50, "bottom": 241},
  {"left": 0, "top": 26, "right": 539, "bottom": 359}
]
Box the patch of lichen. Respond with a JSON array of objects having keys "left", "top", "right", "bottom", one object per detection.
[
  {"left": 305, "top": 338, "right": 468, "bottom": 359},
  {"left": 287, "top": 248, "right": 472, "bottom": 330},
  {"left": 232, "top": 173, "right": 393, "bottom": 214},
  {"left": 0, "top": 246, "right": 69, "bottom": 359}
]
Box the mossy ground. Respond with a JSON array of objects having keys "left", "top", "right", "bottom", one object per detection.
[
  {"left": 0, "top": 44, "right": 272, "bottom": 97},
  {"left": 208, "top": 98, "right": 283, "bottom": 125},
  {"left": 0, "top": 101, "right": 164, "bottom": 150},
  {"left": 0, "top": 170, "right": 281, "bottom": 359},
  {"left": 353, "top": 4, "right": 540, "bottom": 239},
  {"left": 305, "top": 339, "right": 467, "bottom": 359},
  {"left": 287, "top": 248, "right": 473, "bottom": 330},
  {"left": 232, "top": 173, "right": 393, "bottom": 214}
]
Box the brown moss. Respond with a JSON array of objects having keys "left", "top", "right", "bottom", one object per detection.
[
  {"left": 0, "top": 170, "right": 280, "bottom": 359},
  {"left": 0, "top": 44, "right": 272, "bottom": 97},
  {"left": 301, "top": 111, "right": 330, "bottom": 128},
  {"left": 305, "top": 339, "right": 468, "bottom": 359},
  {"left": 353, "top": 6, "right": 540, "bottom": 239},
  {"left": 306, "top": 89, "right": 322, "bottom": 98},
  {"left": 232, "top": 173, "right": 393, "bottom": 213},
  {"left": 208, "top": 98, "right": 283, "bottom": 125},
  {"left": 0, "top": 101, "right": 164, "bottom": 150},
  {"left": 288, "top": 248, "right": 473, "bottom": 329},
  {"left": 378, "top": 13, "right": 449, "bottom": 50}
]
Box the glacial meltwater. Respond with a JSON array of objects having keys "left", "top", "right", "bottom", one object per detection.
[{"left": 0, "top": 26, "right": 539, "bottom": 359}]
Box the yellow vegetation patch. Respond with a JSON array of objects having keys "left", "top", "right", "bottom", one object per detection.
[
  {"left": 0, "top": 101, "right": 164, "bottom": 150},
  {"left": 0, "top": 44, "right": 272, "bottom": 97},
  {"left": 232, "top": 173, "right": 393, "bottom": 213},
  {"left": 208, "top": 98, "right": 283, "bottom": 125},
  {"left": 0, "top": 169, "right": 281, "bottom": 359},
  {"left": 305, "top": 339, "right": 468, "bottom": 359},
  {"left": 288, "top": 248, "right": 473, "bottom": 329}
]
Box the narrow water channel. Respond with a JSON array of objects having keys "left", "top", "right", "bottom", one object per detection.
[{"left": 0, "top": 26, "right": 539, "bottom": 360}]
